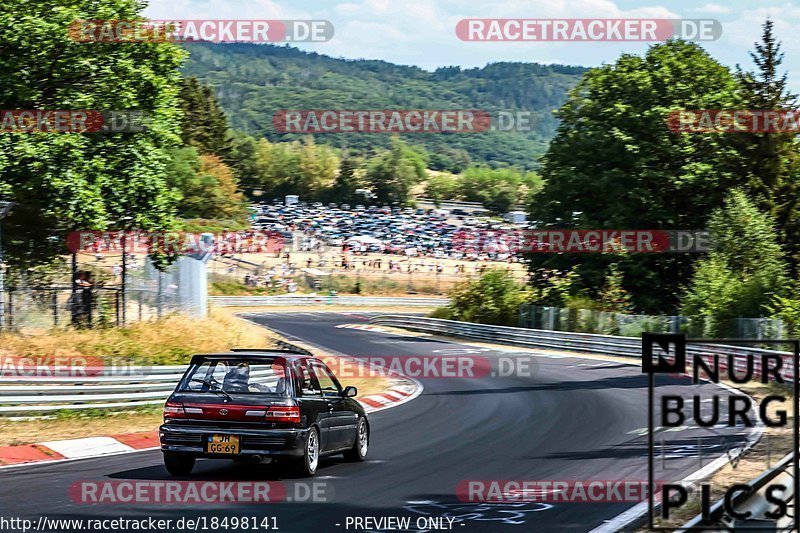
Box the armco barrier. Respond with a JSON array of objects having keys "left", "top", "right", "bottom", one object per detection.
[
  {"left": 0, "top": 366, "right": 186, "bottom": 415},
  {"left": 0, "top": 342, "right": 312, "bottom": 416},
  {"left": 368, "top": 315, "right": 797, "bottom": 380},
  {"left": 209, "top": 295, "right": 450, "bottom": 307}
]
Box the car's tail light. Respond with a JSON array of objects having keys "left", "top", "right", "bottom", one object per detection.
[
  {"left": 163, "top": 402, "right": 185, "bottom": 420},
  {"left": 265, "top": 405, "right": 301, "bottom": 423}
]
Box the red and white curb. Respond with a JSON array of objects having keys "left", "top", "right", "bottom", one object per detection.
[
  {"left": 0, "top": 381, "right": 422, "bottom": 470},
  {"left": 357, "top": 380, "right": 421, "bottom": 413},
  {"left": 335, "top": 323, "right": 420, "bottom": 337},
  {"left": 0, "top": 431, "right": 159, "bottom": 469}
]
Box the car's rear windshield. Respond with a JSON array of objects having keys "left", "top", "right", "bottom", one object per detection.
[{"left": 179, "top": 358, "right": 289, "bottom": 396}]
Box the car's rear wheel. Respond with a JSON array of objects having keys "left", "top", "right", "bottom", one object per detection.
[
  {"left": 163, "top": 451, "right": 195, "bottom": 476},
  {"left": 293, "top": 426, "right": 320, "bottom": 477},
  {"left": 343, "top": 417, "right": 368, "bottom": 462}
]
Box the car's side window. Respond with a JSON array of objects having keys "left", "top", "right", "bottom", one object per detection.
[
  {"left": 295, "top": 361, "right": 322, "bottom": 397},
  {"left": 312, "top": 362, "right": 342, "bottom": 398}
]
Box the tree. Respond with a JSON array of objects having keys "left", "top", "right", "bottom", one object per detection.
[
  {"left": 0, "top": 0, "right": 186, "bottom": 268},
  {"left": 424, "top": 173, "right": 460, "bottom": 206},
  {"left": 732, "top": 20, "right": 800, "bottom": 274},
  {"left": 178, "top": 77, "right": 234, "bottom": 158},
  {"left": 528, "top": 40, "right": 744, "bottom": 313},
  {"left": 326, "top": 155, "right": 362, "bottom": 204},
  {"left": 681, "top": 190, "right": 789, "bottom": 334},
  {"left": 294, "top": 137, "right": 339, "bottom": 199},
  {"left": 228, "top": 131, "right": 262, "bottom": 191},
  {"left": 365, "top": 138, "right": 427, "bottom": 205},
  {"left": 460, "top": 166, "right": 542, "bottom": 214},
  {"left": 598, "top": 264, "right": 634, "bottom": 313},
  {"left": 165, "top": 148, "right": 245, "bottom": 220}
]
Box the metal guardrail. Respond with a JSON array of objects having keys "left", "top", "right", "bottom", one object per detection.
[
  {"left": 368, "top": 315, "right": 798, "bottom": 380},
  {"left": 210, "top": 296, "right": 450, "bottom": 307},
  {"left": 0, "top": 365, "right": 186, "bottom": 414},
  {"left": 0, "top": 341, "right": 315, "bottom": 415}
]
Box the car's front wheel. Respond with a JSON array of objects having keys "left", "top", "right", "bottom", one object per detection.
[
  {"left": 343, "top": 417, "right": 368, "bottom": 462},
  {"left": 293, "top": 427, "right": 320, "bottom": 477},
  {"left": 163, "top": 451, "right": 195, "bottom": 476}
]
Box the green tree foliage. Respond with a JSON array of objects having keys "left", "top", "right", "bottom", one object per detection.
[
  {"left": 731, "top": 20, "right": 800, "bottom": 274},
  {"left": 424, "top": 173, "right": 460, "bottom": 206},
  {"left": 0, "top": 0, "right": 186, "bottom": 267},
  {"left": 228, "top": 131, "right": 263, "bottom": 190},
  {"left": 181, "top": 42, "right": 587, "bottom": 170},
  {"left": 681, "top": 190, "right": 789, "bottom": 332},
  {"left": 293, "top": 137, "right": 339, "bottom": 198},
  {"left": 598, "top": 264, "right": 634, "bottom": 313},
  {"left": 461, "top": 167, "right": 542, "bottom": 213},
  {"left": 230, "top": 137, "right": 341, "bottom": 201},
  {"left": 325, "top": 156, "right": 363, "bottom": 204},
  {"left": 442, "top": 269, "right": 532, "bottom": 326},
  {"left": 165, "top": 148, "right": 246, "bottom": 220},
  {"left": 365, "top": 138, "right": 427, "bottom": 205},
  {"left": 528, "top": 41, "right": 743, "bottom": 313},
  {"left": 178, "top": 77, "right": 233, "bottom": 158}
]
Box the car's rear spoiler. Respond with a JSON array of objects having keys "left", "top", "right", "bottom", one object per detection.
[{"left": 231, "top": 342, "right": 313, "bottom": 356}]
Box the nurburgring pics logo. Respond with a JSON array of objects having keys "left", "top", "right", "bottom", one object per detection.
[
  {"left": 455, "top": 19, "right": 721, "bottom": 42},
  {"left": 69, "top": 20, "right": 333, "bottom": 43},
  {"left": 642, "top": 333, "right": 799, "bottom": 531},
  {"left": 667, "top": 110, "right": 800, "bottom": 133}
]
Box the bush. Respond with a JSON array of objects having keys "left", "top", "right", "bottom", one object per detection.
[
  {"left": 429, "top": 307, "right": 453, "bottom": 320},
  {"left": 445, "top": 269, "right": 532, "bottom": 326},
  {"left": 681, "top": 190, "right": 790, "bottom": 335}
]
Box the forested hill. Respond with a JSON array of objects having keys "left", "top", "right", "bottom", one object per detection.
[{"left": 182, "top": 42, "right": 587, "bottom": 170}]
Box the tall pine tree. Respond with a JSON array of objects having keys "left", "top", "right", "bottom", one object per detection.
[
  {"left": 178, "top": 77, "right": 234, "bottom": 159},
  {"left": 733, "top": 20, "right": 800, "bottom": 273}
]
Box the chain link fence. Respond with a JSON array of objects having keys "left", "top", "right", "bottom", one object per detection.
[{"left": 0, "top": 253, "right": 205, "bottom": 332}]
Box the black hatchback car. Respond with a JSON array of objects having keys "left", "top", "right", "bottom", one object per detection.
[{"left": 159, "top": 350, "right": 369, "bottom": 477}]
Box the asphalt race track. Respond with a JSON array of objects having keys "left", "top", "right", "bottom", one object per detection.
[{"left": 0, "top": 312, "right": 754, "bottom": 533}]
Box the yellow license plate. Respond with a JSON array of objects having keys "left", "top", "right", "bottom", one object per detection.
[{"left": 207, "top": 434, "right": 240, "bottom": 454}]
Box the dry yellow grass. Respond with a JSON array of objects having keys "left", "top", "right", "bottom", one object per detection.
[
  {"left": 0, "top": 308, "right": 393, "bottom": 445},
  {"left": 0, "top": 307, "right": 275, "bottom": 367}
]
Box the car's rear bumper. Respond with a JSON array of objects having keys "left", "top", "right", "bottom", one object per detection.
[{"left": 159, "top": 424, "right": 308, "bottom": 458}]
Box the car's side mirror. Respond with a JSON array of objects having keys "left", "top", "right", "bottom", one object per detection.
[{"left": 342, "top": 386, "right": 357, "bottom": 398}]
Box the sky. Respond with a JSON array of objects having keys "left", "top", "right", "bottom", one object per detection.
[{"left": 144, "top": 0, "right": 800, "bottom": 90}]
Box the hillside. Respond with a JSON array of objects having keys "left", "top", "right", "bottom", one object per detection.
[{"left": 182, "top": 42, "right": 587, "bottom": 170}]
